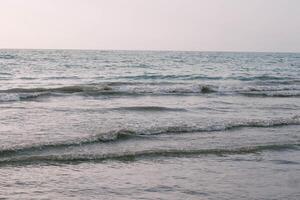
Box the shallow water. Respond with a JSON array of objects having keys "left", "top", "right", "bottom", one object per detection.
[{"left": 0, "top": 50, "right": 299, "bottom": 199}]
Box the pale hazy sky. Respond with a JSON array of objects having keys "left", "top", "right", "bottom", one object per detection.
[{"left": 1, "top": 0, "right": 300, "bottom": 52}]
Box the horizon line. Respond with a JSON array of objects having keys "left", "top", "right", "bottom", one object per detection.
[{"left": 1, "top": 47, "right": 299, "bottom": 54}]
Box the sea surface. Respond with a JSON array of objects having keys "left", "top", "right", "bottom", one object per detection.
[{"left": 0, "top": 50, "right": 299, "bottom": 199}]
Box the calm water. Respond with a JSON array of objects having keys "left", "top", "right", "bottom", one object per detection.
[{"left": 0, "top": 50, "right": 299, "bottom": 199}]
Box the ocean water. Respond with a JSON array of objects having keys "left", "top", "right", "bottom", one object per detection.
[{"left": 0, "top": 50, "right": 299, "bottom": 199}]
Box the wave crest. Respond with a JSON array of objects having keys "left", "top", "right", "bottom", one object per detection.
[
  {"left": 0, "top": 143, "right": 299, "bottom": 166},
  {"left": 1, "top": 115, "right": 299, "bottom": 156},
  {"left": 1, "top": 82, "right": 300, "bottom": 102}
]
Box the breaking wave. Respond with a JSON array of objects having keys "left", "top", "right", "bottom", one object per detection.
[
  {"left": 0, "top": 143, "right": 299, "bottom": 166},
  {"left": 1, "top": 115, "right": 299, "bottom": 156},
  {"left": 0, "top": 83, "right": 217, "bottom": 102},
  {"left": 1, "top": 82, "right": 300, "bottom": 102}
]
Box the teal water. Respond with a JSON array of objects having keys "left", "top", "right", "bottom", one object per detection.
[{"left": 0, "top": 50, "right": 299, "bottom": 199}]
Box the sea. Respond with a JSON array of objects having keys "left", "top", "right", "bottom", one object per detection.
[{"left": 0, "top": 49, "right": 299, "bottom": 199}]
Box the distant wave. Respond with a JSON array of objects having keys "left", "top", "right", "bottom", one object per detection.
[
  {"left": 0, "top": 82, "right": 299, "bottom": 102},
  {"left": 119, "top": 74, "right": 223, "bottom": 80},
  {"left": 0, "top": 92, "right": 51, "bottom": 102},
  {"left": 45, "top": 76, "right": 81, "bottom": 80},
  {"left": 240, "top": 91, "right": 300, "bottom": 97},
  {"left": 0, "top": 83, "right": 216, "bottom": 94},
  {"left": 0, "top": 83, "right": 217, "bottom": 102},
  {"left": 0, "top": 72, "right": 12, "bottom": 76},
  {"left": 2, "top": 86, "right": 91, "bottom": 93},
  {"left": 0, "top": 143, "right": 298, "bottom": 166},
  {"left": 1, "top": 115, "right": 299, "bottom": 156},
  {"left": 0, "top": 54, "right": 16, "bottom": 59},
  {"left": 113, "top": 74, "right": 299, "bottom": 82},
  {"left": 235, "top": 75, "right": 293, "bottom": 81},
  {"left": 111, "top": 106, "right": 187, "bottom": 112}
]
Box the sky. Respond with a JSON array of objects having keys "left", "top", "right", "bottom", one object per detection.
[{"left": 0, "top": 0, "right": 300, "bottom": 52}]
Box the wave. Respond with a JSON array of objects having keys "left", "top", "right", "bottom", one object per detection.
[
  {"left": 1, "top": 85, "right": 92, "bottom": 93},
  {"left": 111, "top": 106, "right": 187, "bottom": 112},
  {"left": 235, "top": 75, "right": 293, "bottom": 81},
  {"left": 0, "top": 83, "right": 217, "bottom": 102},
  {"left": 0, "top": 54, "right": 16, "bottom": 59},
  {"left": 253, "top": 79, "right": 300, "bottom": 86},
  {"left": 1, "top": 82, "right": 300, "bottom": 102},
  {"left": 114, "top": 74, "right": 299, "bottom": 82},
  {"left": 0, "top": 92, "right": 51, "bottom": 102},
  {"left": 0, "top": 83, "right": 216, "bottom": 94},
  {"left": 240, "top": 92, "right": 300, "bottom": 97},
  {"left": 0, "top": 143, "right": 299, "bottom": 166},
  {"left": 119, "top": 74, "right": 222, "bottom": 80},
  {"left": 0, "top": 85, "right": 107, "bottom": 102},
  {"left": 0, "top": 72, "right": 12, "bottom": 76},
  {"left": 1, "top": 115, "right": 299, "bottom": 156}
]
